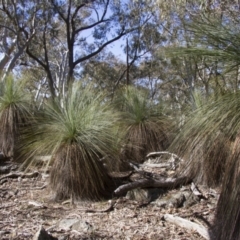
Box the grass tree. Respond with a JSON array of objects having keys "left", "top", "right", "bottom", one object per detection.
[
  {"left": 0, "top": 76, "right": 32, "bottom": 159},
  {"left": 166, "top": 13, "right": 240, "bottom": 240},
  {"left": 115, "top": 86, "right": 172, "bottom": 164},
  {"left": 22, "top": 84, "right": 120, "bottom": 201},
  {"left": 171, "top": 90, "right": 240, "bottom": 239},
  {"left": 171, "top": 92, "right": 230, "bottom": 187},
  {"left": 203, "top": 92, "right": 240, "bottom": 240}
]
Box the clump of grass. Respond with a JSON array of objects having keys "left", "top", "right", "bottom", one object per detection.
[
  {"left": 115, "top": 86, "right": 172, "bottom": 163},
  {"left": 22, "top": 83, "right": 120, "bottom": 200},
  {"left": 0, "top": 76, "right": 32, "bottom": 159}
]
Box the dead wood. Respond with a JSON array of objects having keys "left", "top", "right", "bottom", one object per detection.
[
  {"left": 191, "top": 182, "right": 203, "bottom": 197},
  {"left": 107, "top": 171, "right": 133, "bottom": 179},
  {"left": 146, "top": 151, "right": 184, "bottom": 161},
  {"left": 164, "top": 214, "right": 210, "bottom": 240},
  {"left": 20, "top": 184, "right": 47, "bottom": 190},
  {"left": 142, "top": 163, "right": 171, "bottom": 168},
  {"left": 114, "top": 176, "right": 191, "bottom": 196},
  {"left": 0, "top": 171, "right": 39, "bottom": 181}
]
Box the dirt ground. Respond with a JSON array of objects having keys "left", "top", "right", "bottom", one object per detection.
[{"left": 0, "top": 167, "right": 218, "bottom": 240}]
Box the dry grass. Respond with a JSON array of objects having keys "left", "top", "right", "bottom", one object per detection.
[
  {"left": 115, "top": 86, "right": 171, "bottom": 164},
  {"left": 21, "top": 83, "right": 120, "bottom": 200},
  {"left": 0, "top": 76, "right": 32, "bottom": 159}
]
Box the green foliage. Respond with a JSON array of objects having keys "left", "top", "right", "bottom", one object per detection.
[
  {"left": 0, "top": 76, "right": 32, "bottom": 158},
  {"left": 21, "top": 83, "right": 120, "bottom": 200},
  {"left": 171, "top": 91, "right": 238, "bottom": 187},
  {"left": 169, "top": 91, "right": 240, "bottom": 239},
  {"left": 115, "top": 86, "right": 172, "bottom": 163}
]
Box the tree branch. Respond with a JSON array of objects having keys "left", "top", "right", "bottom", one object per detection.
[
  {"left": 73, "top": 28, "right": 129, "bottom": 66},
  {"left": 114, "top": 176, "right": 191, "bottom": 196},
  {"left": 164, "top": 214, "right": 211, "bottom": 240}
]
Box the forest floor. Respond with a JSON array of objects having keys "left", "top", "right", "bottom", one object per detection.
[{"left": 0, "top": 164, "right": 218, "bottom": 240}]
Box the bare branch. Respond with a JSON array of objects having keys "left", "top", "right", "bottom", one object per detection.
[
  {"left": 114, "top": 176, "right": 191, "bottom": 196},
  {"left": 164, "top": 214, "right": 211, "bottom": 240}
]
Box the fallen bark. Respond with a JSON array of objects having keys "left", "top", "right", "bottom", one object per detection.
[
  {"left": 164, "top": 214, "right": 210, "bottom": 240},
  {"left": 0, "top": 171, "right": 39, "bottom": 181},
  {"left": 114, "top": 176, "right": 191, "bottom": 196}
]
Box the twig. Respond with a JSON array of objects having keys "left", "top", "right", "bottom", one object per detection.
[
  {"left": 85, "top": 200, "right": 116, "bottom": 213},
  {"left": 20, "top": 184, "right": 47, "bottom": 190}
]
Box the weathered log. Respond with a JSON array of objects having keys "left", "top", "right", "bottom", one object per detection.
[
  {"left": 164, "top": 214, "right": 210, "bottom": 240},
  {"left": 114, "top": 176, "right": 191, "bottom": 196}
]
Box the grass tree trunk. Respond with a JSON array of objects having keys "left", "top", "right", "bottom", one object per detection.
[
  {"left": 50, "top": 143, "right": 112, "bottom": 200},
  {"left": 211, "top": 134, "right": 240, "bottom": 240}
]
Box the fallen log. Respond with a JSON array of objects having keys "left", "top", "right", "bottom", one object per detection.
[
  {"left": 114, "top": 176, "right": 191, "bottom": 196},
  {"left": 164, "top": 214, "right": 210, "bottom": 240}
]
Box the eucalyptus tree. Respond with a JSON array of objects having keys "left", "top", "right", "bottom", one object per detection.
[
  {"left": 81, "top": 52, "right": 128, "bottom": 94},
  {"left": 137, "top": 0, "right": 240, "bottom": 116},
  {"left": 0, "top": 0, "right": 40, "bottom": 80},
  {"left": 25, "top": 0, "right": 156, "bottom": 98}
]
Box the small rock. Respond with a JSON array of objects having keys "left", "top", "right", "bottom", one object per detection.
[
  {"left": 153, "top": 192, "right": 186, "bottom": 208},
  {"left": 126, "top": 188, "right": 165, "bottom": 202},
  {"left": 58, "top": 218, "right": 79, "bottom": 230},
  {"left": 58, "top": 218, "right": 94, "bottom": 233},
  {"left": 72, "top": 220, "right": 94, "bottom": 232}
]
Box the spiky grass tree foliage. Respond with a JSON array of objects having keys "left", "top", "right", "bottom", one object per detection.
[
  {"left": 171, "top": 91, "right": 240, "bottom": 240},
  {"left": 0, "top": 76, "right": 32, "bottom": 159},
  {"left": 23, "top": 84, "right": 119, "bottom": 201},
  {"left": 171, "top": 93, "right": 231, "bottom": 187},
  {"left": 204, "top": 92, "right": 240, "bottom": 240},
  {"left": 115, "top": 86, "right": 171, "bottom": 163}
]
